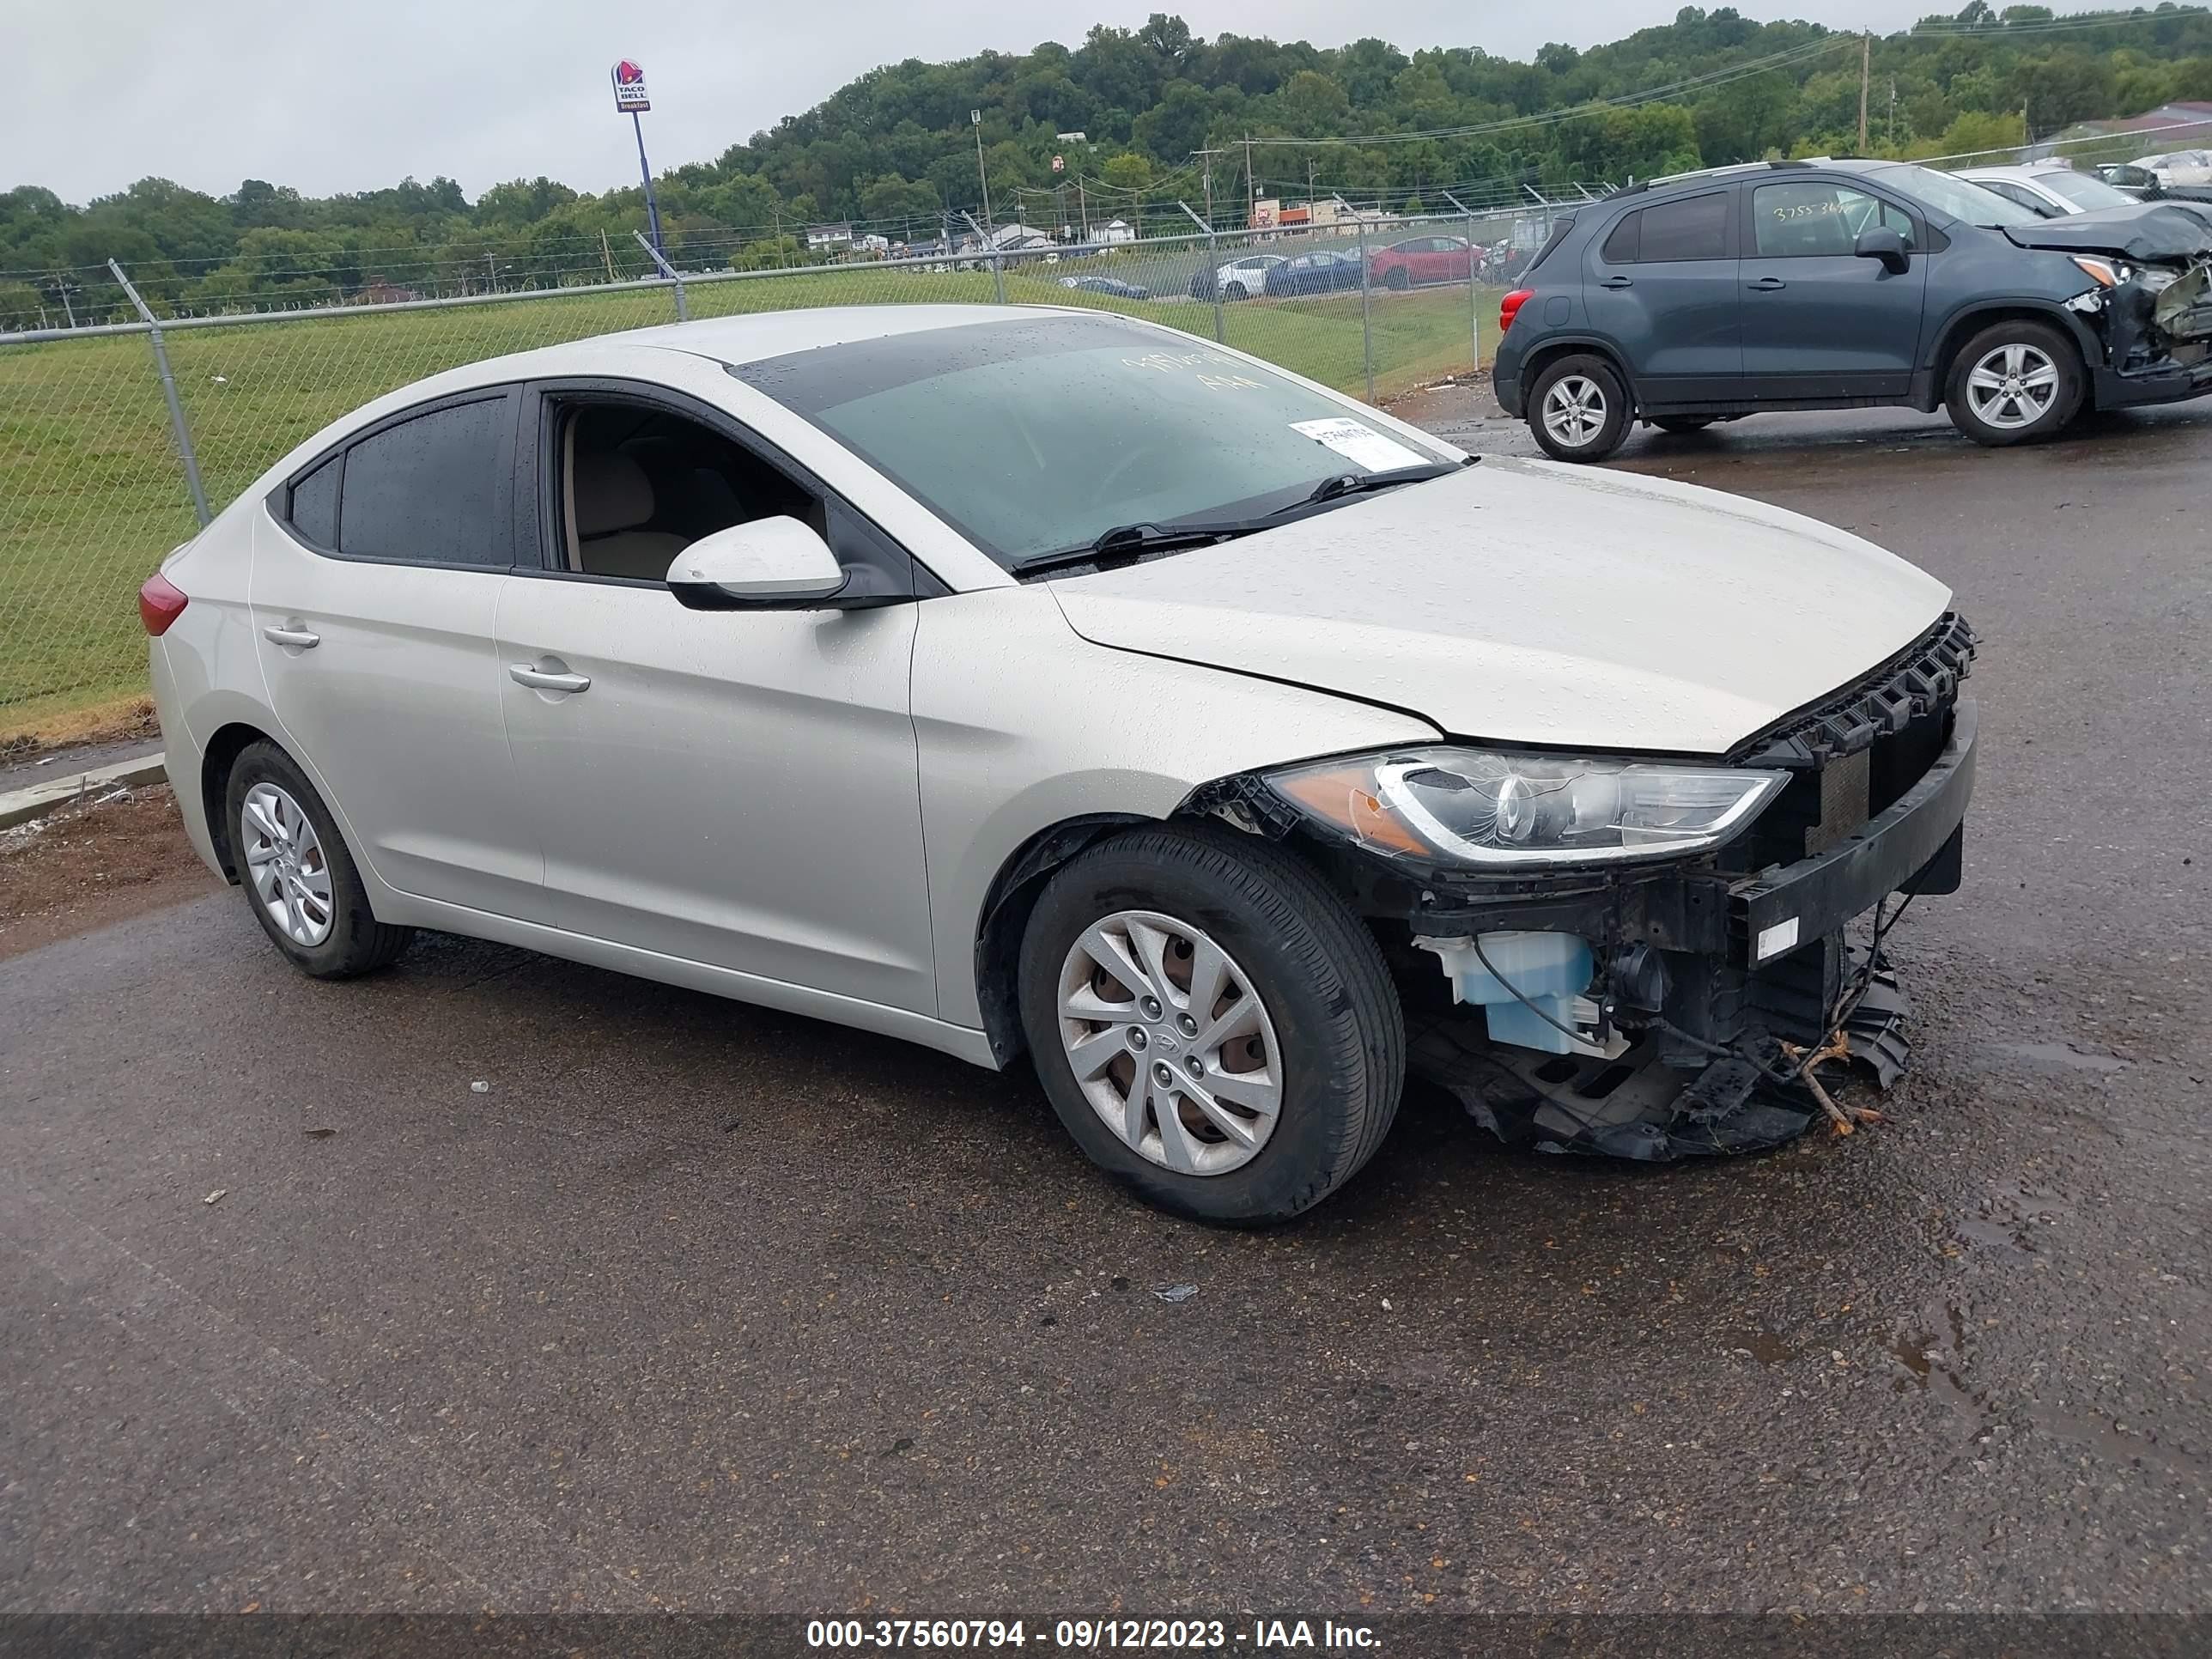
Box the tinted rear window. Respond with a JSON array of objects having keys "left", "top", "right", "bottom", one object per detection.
[
  {"left": 337, "top": 398, "right": 505, "bottom": 565},
  {"left": 1638, "top": 192, "right": 1729, "bottom": 261},
  {"left": 288, "top": 455, "right": 339, "bottom": 547},
  {"left": 1601, "top": 211, "right": 1640, "bottom": 264}
]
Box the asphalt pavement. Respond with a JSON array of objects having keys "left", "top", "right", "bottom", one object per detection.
[{"left": 3, "top": 397, "right": 2209, "bottom": 1619}]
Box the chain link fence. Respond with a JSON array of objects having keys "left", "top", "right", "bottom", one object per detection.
[{"left": 0, "top": 208, "right": 1551, "bottom": 740}]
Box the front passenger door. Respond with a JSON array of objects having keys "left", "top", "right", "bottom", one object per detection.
[{"left": 1739, "top": 179, "right": 1929, "bottom": 399}]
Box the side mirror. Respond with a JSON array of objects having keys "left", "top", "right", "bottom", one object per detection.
[
  {"left": 1854, "top": 225, "right": 1911, "bottom": 274},
  {"left": 667, "top": 517, "right": 848, "bottom": 611}
]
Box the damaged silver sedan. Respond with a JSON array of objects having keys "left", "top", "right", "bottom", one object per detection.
[{"left": 146, "top": 306, "right": 1977, "bottom": 1224}]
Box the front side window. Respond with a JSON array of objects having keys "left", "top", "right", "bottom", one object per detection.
[
  {"left": 1636, "top": 192, "right": 1729, "bottom": 262},
  {"left": 1874, "top": 163, "right": 2040, "bottom": 228},
  {"left": 732, "top": 313, "right": 1454, "bottom": 569},
  {"left": 1972, "top": 179, "right": 2058, "bottom": 216},
  {"left": 1751, "top": 182, "right": 1914, "bottom": 257},
  {"left": 337, "top": 398, "right": 505, "bottom": 565}
]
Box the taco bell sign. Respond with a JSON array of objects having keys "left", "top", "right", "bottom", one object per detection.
[{"left": 611, "top": 60, "right": 650, "bottom": 112}]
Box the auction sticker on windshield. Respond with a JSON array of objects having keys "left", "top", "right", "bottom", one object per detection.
[{"left": 1291, "top": 416, "right": 1431, "bottom": 472}]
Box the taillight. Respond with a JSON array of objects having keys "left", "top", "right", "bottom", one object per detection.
[
  {"left": 139, "top": 571, "right": 188, "bottom": 636},
  {"left": 1498, "top": 288, "right": 1534, "bottom": 333}
]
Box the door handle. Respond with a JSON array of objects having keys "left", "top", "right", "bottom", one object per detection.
[
  {"left": 263, "top": 624, "right": 319, "bottom": 649},
  {"left": 1747, "top": 276, "right": 1788, "bottom": 291},
  {"left": 509, "top": 664, "right": 591, "bottom": 694},
  {"left": 1598, "top": 275, "right": 1633, "bottom": 289}
]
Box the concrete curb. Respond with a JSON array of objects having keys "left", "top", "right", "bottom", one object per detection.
[{"left": 0, "top": 754, "right": 170, "bottom": 830}]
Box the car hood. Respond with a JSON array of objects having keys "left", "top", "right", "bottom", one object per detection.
[
  {"left": 2000, "top": 202, "right": 2212, "bottom": 262},
  {"left": 1048, "top": 459, "right": 1952, "bottom": 757}
]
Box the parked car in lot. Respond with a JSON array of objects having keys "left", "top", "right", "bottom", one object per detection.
[
  {"left": 1264, "top": 248, "right": 1363, "bottom": 296},
  {"left": 1366, "top": 234, "right": 1474, "bottom": 289},
  {"left": 1059, "top": 275, "right": 1151, "bottom": 300},
  {"left": 145, "top": 304, "right": 1978, "bottom": 1222},
  {"left": 1957, "top": 161, "right": 2212, "bottom": 231},
  {"left": 1492, "top": 157, "right": 2212, "bottom": 460},
  {"left": 1188, "top": 253, "right": 1285, "bottom": 301},
  {"left": 2128, "top": 149, "right": 2212, "bottom": 189}
]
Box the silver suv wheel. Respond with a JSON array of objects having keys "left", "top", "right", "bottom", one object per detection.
[
  {"left": 1056, "top": 909, "right": 1283, "bottom": 1176},
  {"left": 1540, "top": 374, "right": 1608, "bottom": 448},
  {"left": 1965, "top": 343, "right": 2060, "bottom": 430}
]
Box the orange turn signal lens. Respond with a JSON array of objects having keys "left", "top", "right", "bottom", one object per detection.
[{"left": 1274, "top": 768, "right": 1430, "bottom": 857}]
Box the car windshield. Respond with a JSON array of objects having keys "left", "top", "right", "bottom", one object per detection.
[
  {"left": 2039, "top": 170, "right": 2138, "bottom": 210},
  {"left": 1874, "top": 164, "right": 2045, "bottom": 227},
  {"left": 731, "top": 314, "right": 1454, "bottom": 568}
]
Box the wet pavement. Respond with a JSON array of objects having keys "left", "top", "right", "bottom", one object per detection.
[{"left": 3, "top": 399, "right": 2209, "bottom": 1616}]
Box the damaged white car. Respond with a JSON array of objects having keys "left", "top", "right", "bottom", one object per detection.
[{"left": 143, "top": 307, "right": 1977, "bottom": 1224}]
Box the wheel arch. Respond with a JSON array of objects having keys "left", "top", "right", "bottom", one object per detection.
[
  {"left": 1518, "top": 336, "right": 1638, "bottom": 405},
  {"left": 199, "top": 720, "right": 282, "bottom": 883},
  {"left": 1924, "top": 301, "right": 2097, "bottom": 410},
  {"left": 973, "top": 812, "right": 1153, "bottom": 1066}
]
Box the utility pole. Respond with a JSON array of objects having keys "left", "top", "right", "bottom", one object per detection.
[
  {"left": 1243, "top": 133, "right": 1255, "bottom": 229},
  {"left": 972, "top": 110, "right": 994, "bottom": 235},
  {"left": 486, "top": 250, "right": 496, "bottom": 292},
  {"left": 1197, "top": 147, "right": 1222, "bottom": 227},
  {"left": 599, "top": 228, "right": 615, "bottom": 283},
  {"left": 1889, "top": 80, "right": 1898, "bottom": 149},
  {"left": 1307, "top": 156, "right": 1318, "bottom": 204},
  {"left": 1079, "top": 179, "right": 1089, "bottom": 240},
  {"left": 1858, "top": 32, "right": 1870, "bottom": 153}
]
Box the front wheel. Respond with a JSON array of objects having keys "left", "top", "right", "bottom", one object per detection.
[
  {"left": 1017, "top": 825, "right": 1404, "bottom": 1225},
  {"left": 1222, "top": 281, "right": 1248, "bottom": 301},
  {"left": 1383, "top": 267, "right": 1411, "bottom": 291},
  {"left": 1528, "top": 354, "right": 1631, "bottom": 462},
  {"left": 1945, "top": 320, "right": 2083, "bottom": 447}
]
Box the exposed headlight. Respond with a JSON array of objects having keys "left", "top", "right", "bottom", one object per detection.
[
  {"left": 1269, "top": 747, "right": 1786, "bottom": 869},
  {"left": 2070, "top": 255, "right": 2131, "bottom": 288}
]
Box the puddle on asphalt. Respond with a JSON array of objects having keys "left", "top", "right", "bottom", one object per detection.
[
  {"left": 1991, "top": 1040, "right": 2131, "bottom": 1075},
  {"left": 1741, "top": 1329, "right": 1796, "bottom": 1366}
]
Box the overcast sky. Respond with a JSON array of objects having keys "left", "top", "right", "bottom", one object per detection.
[{"left": 14, "top": 1, "right": 1945, "bottom": 204}]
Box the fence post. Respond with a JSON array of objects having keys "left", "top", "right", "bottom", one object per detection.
[
  {"left": 1176, "top": 202, "right": 1224, "bottom": 344},
  {"left": 108, "top": 260, "right": 210, "bottom": 528},
  {"left": 633, "top": 230, "right": 688, "bottom": 321},
  {"left": 960, "top": 213, "right": 1007, "bottom": 305},
  {"left": 1356, "top": 215, "right": 1375, "bottom": 404},
  {"left": 1443, "top": 190, "right": 1480, "bottom": 379}
]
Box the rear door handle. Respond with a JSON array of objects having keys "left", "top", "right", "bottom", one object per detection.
[
  {"left": 263, "top": 624, "right": 319, "bottom": 649},
  {"left": 509, "top": 664, "right": 591, "bottom": 694},
  {"left": 1598, "top": 275, "right": 1633, "bottom": 289},
  {"left": 1747, "top": 276, "right": 1787, "bottom": 291}
]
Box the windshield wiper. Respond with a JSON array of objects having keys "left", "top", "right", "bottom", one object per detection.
[
  {"left": 1286, "top": 459, "right": 1471, "bottom": 512},
  {"left": 1011, "top": 518, "right": 1267, "bottom": 577}
]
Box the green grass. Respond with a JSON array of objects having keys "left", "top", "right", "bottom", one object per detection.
[{"left": 0, "top": 271, "right": 1498, "bottom": 738}]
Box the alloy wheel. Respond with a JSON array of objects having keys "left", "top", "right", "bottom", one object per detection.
[
  {"left": 1966, "top": 343, "right": 2060, "bottom": 430},
  {"left": 240, "top": 781, "right": 335, "bottom": 947},
  {"left": 1056, "top": 909, "right": 1284, "bottom": 1176},
  {"left": 1540, "top": 374, "right": 1608, "bottom": 448}
]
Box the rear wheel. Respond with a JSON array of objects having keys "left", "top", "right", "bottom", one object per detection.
[
  {"left": 1017, "top": 824, "right": 1403, "bottom": 1225},
  {"left": 1528, "top": 354, "right": 1631, "bottom": 462},
  {"left": 1945, "top": 320, "right": 2082, "bottom": 447},
  {"left": 223, "top": 741, "right": 412, "bottom": 978}
]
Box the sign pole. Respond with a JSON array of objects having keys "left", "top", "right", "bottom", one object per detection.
[{"left": 633, "top": 112, "right": 665, "bottom": 263}]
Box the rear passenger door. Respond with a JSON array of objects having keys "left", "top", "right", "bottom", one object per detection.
[
  {"left": 1738, "top": 178, "right": 1929, "bottom": 399},
  {"left": 1580, "top": 187, "right": 1744, "bottom": 404},
  {"left": 251, "top": 390, "right": 548, "bottom": 922}
]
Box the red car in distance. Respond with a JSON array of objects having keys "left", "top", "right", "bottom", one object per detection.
[{"left": 1366, "top": 234, "right": 1474, "bottom": 289}]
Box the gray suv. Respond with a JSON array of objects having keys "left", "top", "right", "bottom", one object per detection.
[{"left": 1492, "top": 157, "right": 2212, "bottom": 461}]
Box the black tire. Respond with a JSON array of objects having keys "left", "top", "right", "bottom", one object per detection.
[
  {"left": 1944, "top": 319, "right": 2083, "bottom": 447},
  {"left": 1017, "top": 823, "right": 1404, "bottom": 1226},
  {"left": 1526, "top": 353, "right": 1631, "bottom": 462},
  {"left": 1650, "top": 415, "right": 1717, "bottom": 433},
  {"left": 223, "top": 739, "right": 413, "bottom": 979},
  {"left": 1223, "top": 281, "right": 1248, "bottom": 301},
  {"left": 1383, "top": 266, "right": 1411, "bottom": 291}
]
